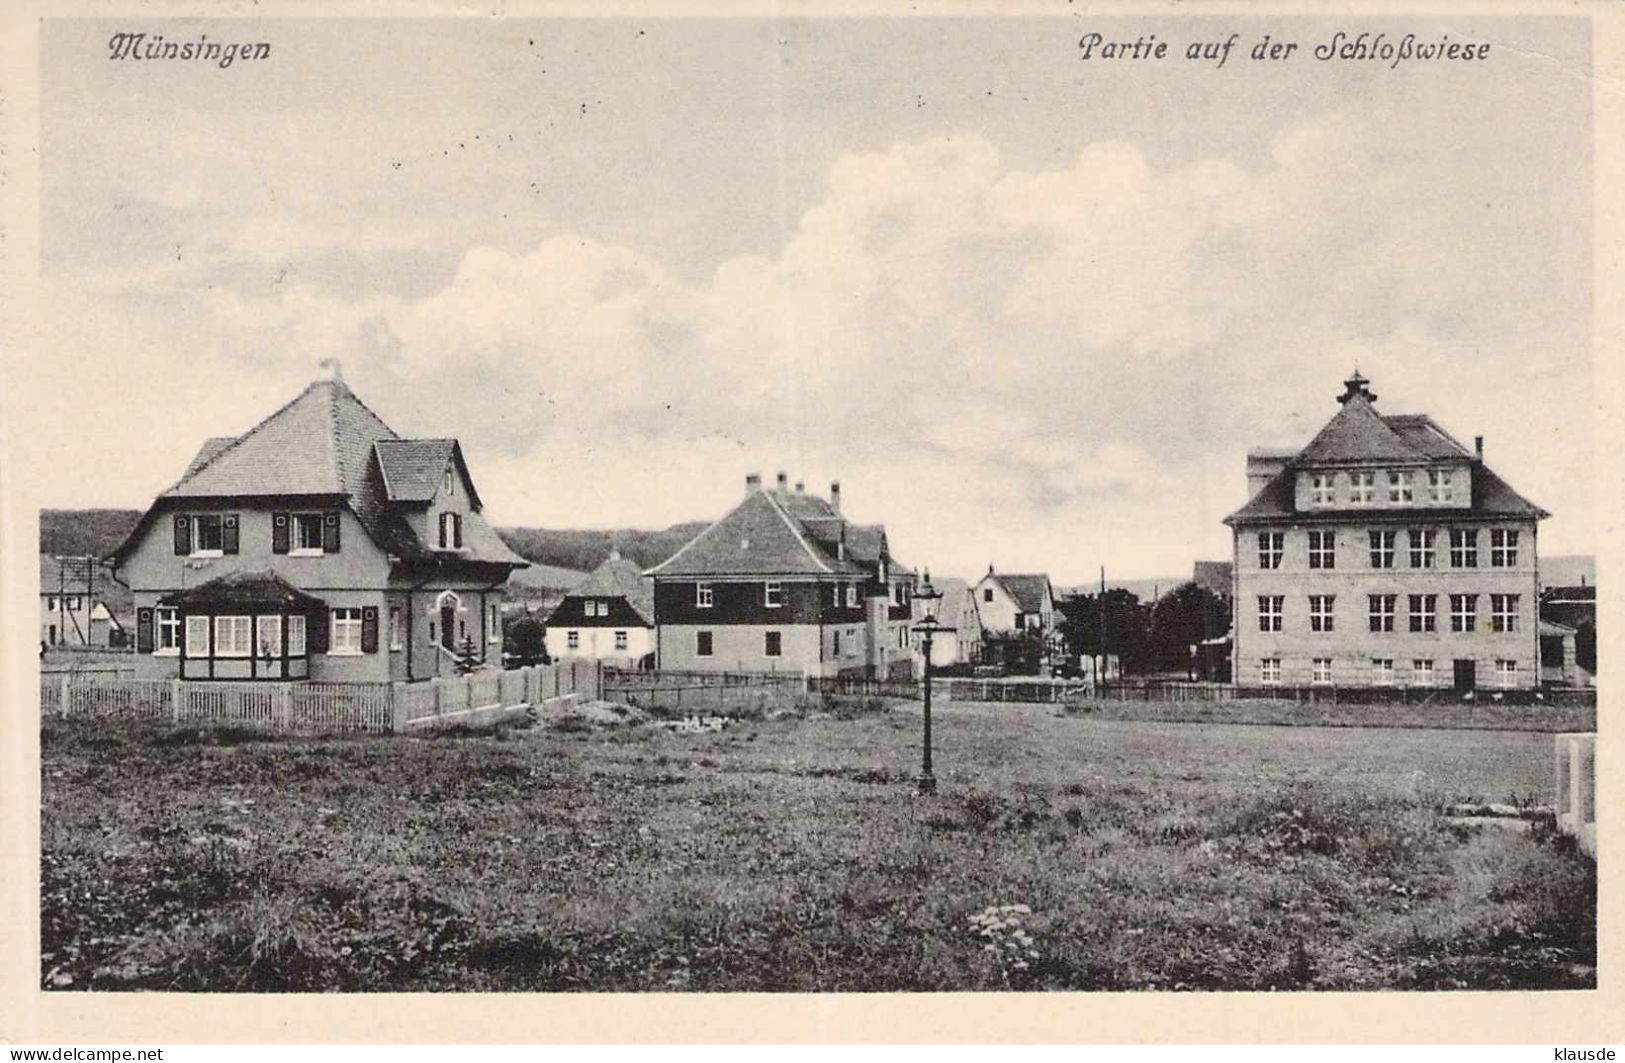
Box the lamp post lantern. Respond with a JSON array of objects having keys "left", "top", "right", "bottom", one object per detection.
[{"left": 911, "top": 570, "right": 948, "bottom": 795}]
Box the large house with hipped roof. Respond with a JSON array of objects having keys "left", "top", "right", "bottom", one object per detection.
[
  {"left": 1226, "top": 371, "right": 1547, "bottom": 692},
  {"left": 645, "top": 473, "right": 919, "bottom": 679},
  {"left": 544, "top": 550, "right": 656, "bottom": 667},
  {"left": 110, "top": 375, "right": 528, "bottom": 683}
]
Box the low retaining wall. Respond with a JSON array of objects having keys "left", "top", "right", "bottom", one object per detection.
[{"left": 602, "top": 667, "right": 807, "bottom": 717}]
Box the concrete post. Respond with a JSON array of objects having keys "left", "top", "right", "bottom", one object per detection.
[
  {"left": 171, "top": 678, "right": 183, "bottom": 723},
  {"left": 60, "top": 675, "right": 71, "bottom": 718},
  {"left": 390, "top": 683, "right": 408, "bottom": 733}
]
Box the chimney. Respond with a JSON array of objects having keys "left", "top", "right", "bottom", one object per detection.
[
  {"left": 830, "top": 481, "right": 841, "bottom": 513},
  {"left": 795, "top": 480, "right": 804, "bottom": 493},
  {"left": 745, "top": 472, "right": 761, "bottom": 496},
  {"left": 1474, "top": 435, "right": 1484, "bottom": 460},
  {"left": 988, "top": 563, "right": 995, "bottom": 576},
  {"left": 776, "top": 471, "right": 789, "bottom": 490},
  {"left": 1337, "top": 369, "right": 1376, "bottom": 405}
]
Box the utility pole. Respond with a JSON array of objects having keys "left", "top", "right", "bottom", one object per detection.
[{"left": 1098, "top": 565, "right": 1107, "bottom": 684}]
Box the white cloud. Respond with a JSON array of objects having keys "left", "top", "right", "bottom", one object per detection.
[{"left": 27, "top": 115, "right": 1593, "bottom": 582}]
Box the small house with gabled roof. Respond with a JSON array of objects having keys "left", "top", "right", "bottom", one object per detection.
[
  {"left": 1226, "top": 371, "right": 1548, "bottom": 693},
  {"left": 973, "top": 568, "right": 1057, "bottom": 637},
  {"left": 645, "top": 472, "right": 918, "bottom": 678},
  {"left": 110, "top": 374, "right": 528, "bottom": 682},
  {"left": 544, "top": 549, "right": 656, "bottom": 666}
]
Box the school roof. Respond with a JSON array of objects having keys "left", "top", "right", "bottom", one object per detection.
[
  {"left": 1226, "top": 373, "right": 1547, "bottom": 525},
  {"left": 646, "top": 483, "right": 906, "bottom": 579}
]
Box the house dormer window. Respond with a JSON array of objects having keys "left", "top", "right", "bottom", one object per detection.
[
  {"left": 1428, "top": 469, "right": 1454, "bottom": 503},
  {"left": 1350, "top": 471, "right": 1374, "bottom": 505},
  {"left": 438, "top": 512, "right": 463, "bottom": 550},
  {"left": 1388, "top": 471, "right": 1413, "bottom": 504},
  {"left": 444, "top": 468, "right": 455, "bottom": 496},
  {"left": 696, "top": 583, "right": 714, "bottom": 608},
  {"left": 847, "top": 584, "right": 859, "bottom": 607},
  {"left": 764, "top": 581, "right": 784, "bottom": 608},
  {"left": 1310, "top": 474, "right": 1335, "bottom": 506}
]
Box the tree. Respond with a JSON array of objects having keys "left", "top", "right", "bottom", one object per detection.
[
  {"left": 1056, "top": 589, "right": 1150, "bottom": 675},
  {"left": 1146, "top": 581, "right": 1231, "bottom": 678},
  {"left": 504, "top": 615, "right": 547, "bottom": 666},
  {"left": 455, "top": 633, "right": 481, "bottom": 675}
]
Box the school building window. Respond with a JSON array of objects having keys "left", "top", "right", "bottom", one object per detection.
[
  {"left": 1257, "top": 596, "right": 1283, "bottom": 633},
  {"left": 1408, "top": 594, "right": 1436, "bottom": 633},
  {"left": 1309, "top": 595, "right": 1335, "bottom": 633},
  {"left": 1368, "top": 594, "right": 1396, "bottom": 633},
  {"left": 1449, "top": 529, "right": 1478, "bottom": 568},
  {"left": 1308, "top": 530, "right": 1336, "bottom": 570},
  {"left": 1409, "top": 528, "right": 1435, "bottom": 569},
  {"left": 1257, "top": 531, "right": 1283, "bottom": 570},
  {"left": 1369, "top": 530, "right": 1396, "bottom": 569},
  {"left": 1490, "top": 594, "right": 1520, "bottom": 633},
  {"left": 1449, "top": 594, "right": 1478, "bottom": 634},
  {"left": 764, "top": 631, "right": 782, "bottom": 657}
]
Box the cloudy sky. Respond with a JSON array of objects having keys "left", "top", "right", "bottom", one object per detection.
[{"left": 23, "top": 15, "right": 1593, "bottom": 583}]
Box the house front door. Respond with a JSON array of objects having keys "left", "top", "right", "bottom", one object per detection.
[
  {"left": 441, "top": 603, "right": 456, "bottom": 651},
  {"left": 1453, "top": 658, "right": 1476, "bottom": 693}
]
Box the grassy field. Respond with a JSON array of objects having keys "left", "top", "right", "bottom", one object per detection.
[
  {"left": 40, "top": 703, "right": 1595, "bottom": 992},
  {"left": 1073, "top": 696, "right": 1595, "bottom": 733}
]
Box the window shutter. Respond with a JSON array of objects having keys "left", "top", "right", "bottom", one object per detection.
[
  {"left": 322, "top": 511, "right": 341, "bottom": 553},
  {"left": 361, "top": 607, "right": 379, "bottom": 653},
  {"left": 454, "top": 513, "right": 464, "bottom": 549},
  {"left": 308, "top": 608, "right": 330, "bottom": 654},
  {"left": 222, "top": 514, "right": 240, "bottom": 555},
  {"left": 136, "top": 608, "right": 154, "bottom": 653},
  {"left": 272, "top": 513, "right": 290, "bottom": 554},
  {"left": 173, "top": 515, "right": 191, "bottom": 555}
]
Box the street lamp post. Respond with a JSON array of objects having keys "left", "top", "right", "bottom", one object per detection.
[{"left": 911, "top": 571, "right": 947, "bottom": 795}]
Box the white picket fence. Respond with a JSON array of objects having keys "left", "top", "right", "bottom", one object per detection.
[{"left": 40, "top": 662, "right": 601, "bottom": 735}]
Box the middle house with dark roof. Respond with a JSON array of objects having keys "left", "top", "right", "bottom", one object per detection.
[{"left": 645, "top": 473, "right": 919, "bottom": 679}]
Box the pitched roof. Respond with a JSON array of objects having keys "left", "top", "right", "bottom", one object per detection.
[
  {"left": 561, "top": 554, "right": 655, "bottom": 625},
  {"left": 183, "top": 437, "right": 238, "bottom": 479},
  {"left": 37, "top": 556, "right": 134, "bottom": 617},
  {"left": 166, "top": 379, "right": 396, "bottom": 499},
  {"left": 159, "top": 571, "right": 327, "bottom": 610},
  {"left": 1296, "top": 394, "right": 1435, "bottom": 465},
  {"left": 1382, "top": 414, "right": 1474, "bottom": 460},
  {"left": 374, "top": 438, "right": 489, "bottom": 512},
  {"left": 1225, "top": 461, "right": 1548, "bottom": 524},
  {"left": 1192, "top": 561, "right": 1234, "bottom": 597},
  {"left": 647, "top": 486, "right": 899, "bottom": 579},
  {"left": 374, "top": 439, "right": 458, "bottom": 502},
  {"left": 993, "top": 573, "right": 1052, "bottom": 613},
  {"left": 1226, "top": 375, "right": 1547, "bottom": 525},
  {"left": 114, "top": 379, "right": 526, "bottom": 570},
  {"left": 925, "top": 577, "right": 978, "bottom": 632}
]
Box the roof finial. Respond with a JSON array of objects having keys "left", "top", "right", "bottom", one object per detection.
[
  {"left": 318, "top": 358, "right": 343, "bottom": 383},
  {"left": 1337, "top": 368, "right": 1374, "bottom": 405}
]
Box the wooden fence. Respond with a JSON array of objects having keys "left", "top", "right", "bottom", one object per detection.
[
  {"left": 943, "top": 677, "right": 1095, "bottom": 704},
  {"left": 39, "top": 661, "right": 600, "bottom": 735}
]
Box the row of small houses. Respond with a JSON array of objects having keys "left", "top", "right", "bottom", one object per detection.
[
  {"left": 42, "top": 372, "right": 1057, "bottom": 691},
  {"left": 39, "top": 369, "right": 1596, "bottom": 695}
]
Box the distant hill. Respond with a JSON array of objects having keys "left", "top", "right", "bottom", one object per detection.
[
  {"left": 495, "top": 523, "right": 706, "bottom": 573},
  {"left": 39, "top": 509, "right": 142, "bottom": 559},
  {"left": 1056, "top": 577, "right": 1183, "bottom": 604}
]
